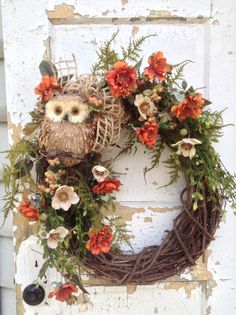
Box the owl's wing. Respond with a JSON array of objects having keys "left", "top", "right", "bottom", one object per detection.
[
  {"left": 92, "top": 96, "right": 125, "bottom": 152},
  {"left": 39, "top": 118, "right": 51, "bottom": 149}
]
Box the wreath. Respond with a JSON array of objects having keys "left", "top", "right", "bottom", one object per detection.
[{"left": 3, "top": 33, "right": 236, "bottom": 306}]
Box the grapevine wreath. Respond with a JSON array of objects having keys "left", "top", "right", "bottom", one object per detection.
[{"left": 3, "top": 33, "right": 236, "bottom": 305}]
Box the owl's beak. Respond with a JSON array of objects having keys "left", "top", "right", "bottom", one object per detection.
[{"left": 63, "top": 113, "right": 69, "bottom": 121}]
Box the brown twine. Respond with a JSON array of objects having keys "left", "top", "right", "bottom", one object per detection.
[{"left": 82, "top": 180, "right": 222, "bottom": 285}]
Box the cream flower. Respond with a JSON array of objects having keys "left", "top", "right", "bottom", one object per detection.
[
  {"left": 171, "top": 138, "right": 201, "bottom": 159},
  {"left": 46, "top": 226, "right": 69, "bottom": 249},
  {"left": 92, "top": 165, "right": 110, "bottom": 182},
  {"left": 52, "top": 185, "right": 80, "bottom": 211},
  {"left": 134, "top": 94, "right": 156, "bottom": 120}
]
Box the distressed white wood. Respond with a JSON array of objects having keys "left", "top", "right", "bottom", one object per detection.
[
  {"left": 47, "top": 0, "right": 212, "bottom": 19},
  {"left": 0, "top": 288, "right": 16, "bottom": 315},
  {"left": 1, "top": 0, "right": 236, "bottom": 314},
  {"left": 0, "top": 4, "right": 16, "bottom": 315},
  {"left": 0, "top": 237, "right": 15, "bottom": 289}
]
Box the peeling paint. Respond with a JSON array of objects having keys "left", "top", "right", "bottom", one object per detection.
[
  {"left": 47, "top": 3, "right": 81, "bottom": 20},
  {"left": 149, "top": 10, "right": 178, "bottom": 18},
  {"left": 126, "top": 284, "right": 137, "bottom": 294},
  {"left": 43, "top": 37, "right": 51, "bottom": 60},
  {"left": 102, "top": 203, "right": 178, "bottom": 222},
  {"left": 164, "top": 281, "right": 200, "bottom": 299},
  {"left": 16, "top": 284, "right": 24, "bottom": 315},
  {"left": 144, "top": 216, "right": 152, "bottom": 223},
  {"left": 131, "top": 25, "right": 139, "bottom": 36},
  {"left": 121, "top": 0, "right": 129, "bottom": 5},
  {"left": 7, "top": 113, "right": 22, "bottom": 145},
  {"left": 102, "top": 10, "right": 109, "bottom": 16}
]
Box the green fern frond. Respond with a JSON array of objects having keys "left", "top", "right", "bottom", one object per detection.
[
  {"left": 169, "top": 60, "right": 193, "bottom": 87},
  {"left": 105, "top": 216, "right": 133, "bottom": 252},
  {"left": 144, "top": 140, "right": 165, "bottom": 179},
  {"left": 92, "top": 31, "right": 119, "bottom": 73},
  {"left": 114, "top": 130, "right": 137, "bottom": 160},
  {"left": 121, "top": 34, "right": 155, "bottom": 63},
  {"left": 159, "top": 153, "right": 181, "bottom": 189}
]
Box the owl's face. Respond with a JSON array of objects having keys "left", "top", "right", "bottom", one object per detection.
[{"left": 45, "top": 97, "right": 90, "bottom": 124}]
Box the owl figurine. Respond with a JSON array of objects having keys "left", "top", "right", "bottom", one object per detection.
[{"left": 39, "top": 94, "right": 95, "bottom": 167}]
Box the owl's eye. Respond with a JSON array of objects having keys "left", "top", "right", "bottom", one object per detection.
[
  {"left": 67, "top": 101, "right": 89, "bottom": 124},
  {"left": 71, "top": 107, "right": 80, "bottom": 115},
  {"left": 54, "top": 106, "right": 63, "bottom": 115},
  {"left": 45, "top": 100, "right": 65, "bottom": 122}
]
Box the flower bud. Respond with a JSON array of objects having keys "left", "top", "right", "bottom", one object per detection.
[
  {"left": 180, "top": 128, "right": 188, "bottom": 136},
  {"left": 39, "top": 213, "right": 48, "bottom": 222}
]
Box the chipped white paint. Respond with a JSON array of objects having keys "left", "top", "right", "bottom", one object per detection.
[{"left": 1, "top": 0, "right": 236, "bottom": 314}]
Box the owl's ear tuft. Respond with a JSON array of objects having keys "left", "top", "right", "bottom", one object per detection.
[{"left": 39, "top": 60, "right": 58, "bottom": 77}]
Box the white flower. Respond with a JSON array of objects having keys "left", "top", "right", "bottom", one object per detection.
[
  {"left": 46, "top": 226, "right": 68, "bottom": 249},
  {"left": 92, "top": 165, "right": 110, "bottom": 182},
  {"left": 52, "top": 185, "right": 80, "bottom": 211},
  {"left": 134, "top": 94, "right": 156, "bottom": 120},
  {"left": 171, "top": 138, "right": 201, "bottom": 159}
]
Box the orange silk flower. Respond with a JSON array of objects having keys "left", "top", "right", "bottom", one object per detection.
[
  {"left": 34, "top": 75, "right": 62, "bottom": 102},
  {"left": 136, "top": 120, "right": 159, "bottom": 148},
  {"left": 144, "top": 51, "right": 171, "bottom": 81},
  {"left": 92, "top": 179, "right": 121, "bottom": 194},
  {"left": 19, "top": 200, "right": 39, "bottom": 222},
  {"left": 86, "top": 225, "right": 113, "bottom": 255},
  {"left": 171, "top": 93, "right": 204, "bottom": 121},
  {"left": 48, "top": 283, "right": 78, "bottom": 305},
  {"left": 105, "top": 61, "right": 137, "bottom": 97}
]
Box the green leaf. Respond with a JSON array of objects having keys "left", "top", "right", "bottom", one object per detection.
[
  {"left": 39, "top": 60, "right": 57, "bottom": 77},
  {"left": 174, "top": 92, "right": 185, "bottom": 103},
  {"left": 15, "top": 159, "right": 33, "bottom": 179},
  {"left": 193, "top": 200, "right": 198, "bottom": 211},
  {"left": 39, "top": 260, "right": 50, "bottom": 279},
  {"left": 182, "top": 80, "right": 187, "bottom": 90},
  {"left": 134, "top": 57, "right": 143, "bottom": 70},
  {"left": 203, "top": 98, "right": 212, "bottom": 106}
]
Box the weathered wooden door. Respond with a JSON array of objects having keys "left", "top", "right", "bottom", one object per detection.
[{"left": 1, "top": 1, "right": 236, "bottom": 314}]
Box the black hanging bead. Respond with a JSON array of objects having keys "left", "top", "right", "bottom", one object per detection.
[{"left": 23, "top": 284, "right": 45, "bottom": 306}]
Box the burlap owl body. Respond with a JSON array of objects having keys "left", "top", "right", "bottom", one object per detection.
[{"left": 39, "top": 75, "right": 125, "bottom": 167}]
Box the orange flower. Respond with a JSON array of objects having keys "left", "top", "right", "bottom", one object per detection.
[
  {"left": 105, "top": 61, "right": 137, "bottom": 97},
  {"left": 34, "top": 75, "right": 62, "bottom": 102},
  {"left": 136, "top": 120, "right": 158, "bottom": 148},
  {"left": 92, "top": 178, "right": 121, "bottom": 194},
  {"left": 48, "top": 283, "right": 78, "bottom": 305},
  {"left": 86, "top": 225, "right": 113, "bottom": 255},
  {"left": 171, "top": 93, "right": 204, "bottom": 121},
  {"left": 144, "top": 51, "right": 171, "bottom": 81},
  {"left": 19, "top": 200, "right": 39, "bottom": 222}
]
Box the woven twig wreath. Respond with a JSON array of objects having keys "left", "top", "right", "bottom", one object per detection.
[
  {"left": 84, "top": 181, "right": 222, "bottom": 284},
  {"left": 3, "top": 34, "right": 236, "bottom": 305}
]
